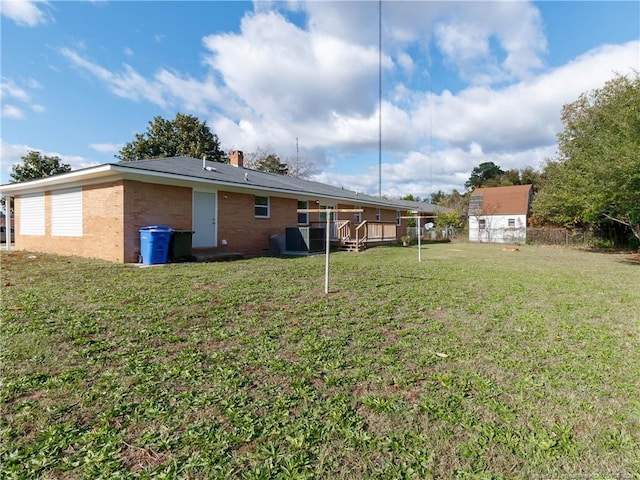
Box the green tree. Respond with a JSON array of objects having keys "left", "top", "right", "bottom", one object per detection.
[
  {"left": 502, "top": 169, "right": 521, "bottom": 186},
  {"left": 465, "top": 161, "right": 505, "bottom": 190},
  {"left": 436, "top": 210, "right": 464, "bottom": 229},
  {"left": 532, "top": 73, "right": 640, "bottom": 242},
  {"left": 429, "top": 191, "right": 445, "bottom": 204},
  {"left": 117, "top": 113, "right": 226, "bottom": 162},
  {"left": 2, "top": 151, "right": 71, "bottom": 212},
  {"left": 520, "top": 166, "right": 543, "bottom": 192},
  {"left": 429, "top": 189, "right": 469, "bottom": 215},
  {"left": 10, "top": 151, "right": 71, "bottom": 182},
  {"left": 256, "top": 154, "right": 289, "bottom": 175}
]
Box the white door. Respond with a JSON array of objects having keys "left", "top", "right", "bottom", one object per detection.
[{"left": 192, "top": 191, "right": 217, "bottom": 248}]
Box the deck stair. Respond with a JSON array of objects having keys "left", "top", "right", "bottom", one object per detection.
[
  {"left": 338, "top": 238, "right": 367, "bottom": 252},
  {"left": 336, "top": 220, "right": 368, "bottom": 252}
]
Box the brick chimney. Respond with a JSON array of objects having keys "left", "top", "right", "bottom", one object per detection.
[{"left": 230, "top": 150, "right": 244, "bottom": 167}]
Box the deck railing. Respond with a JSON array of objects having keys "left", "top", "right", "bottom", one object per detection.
[
  {"left": 310, "top": 221, "right": 397, "bottom": 244},
  {"left": 351, "top": 221, "right": 397, "bottom": 244}
]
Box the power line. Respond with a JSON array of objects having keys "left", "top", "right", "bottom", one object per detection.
[{"left": 378, "top": 0, "right": 382, "bottom": 198}]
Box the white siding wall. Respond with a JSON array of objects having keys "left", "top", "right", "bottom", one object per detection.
[
  {"left": 51, "top": 188, "right": 83, "bottom": 237},
  {"left": 469, "top": 214, "right": 527, "bottom": 244},
  {"left": 19, "top": 194, "right": 45, "bottom": 235}
]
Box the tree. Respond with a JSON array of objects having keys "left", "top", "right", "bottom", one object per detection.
[
  {"left": 256, "top": 154, "right": 289, "bottom": 175},
  {"left": 436, "top": 210, "right": 464, "bottom": 229},
  {"left": 532, "top": 73, "right": 640, "bottom": 242},
  {"left": 465, "top": 161, "right": 504, "bottom": 190},
  {"left": 519, "top": 167, "right": 543, "bottom": 191},
  {"left": 401, "top": 194, "right": 421, "bottom": 202},
  {"left": 2, "top": 151, "right": 71, "bottom": 213},
  {"left": 10, "top": 151, "right": 71, "bottom": 182},
  {"left": 501, "top": 169, "right": 521, "bottom": 186},
  {"left": 285, "top": 153, "right": 316, "bottom": 178},
  {"left": 245, "top": 146, "right": 316, "bottom": 177},
  {"left": 117, "top": 113, "right": 226, "bottom": 162}
]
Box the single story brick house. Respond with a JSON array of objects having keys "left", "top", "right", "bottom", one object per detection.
[
  {"left": 468, "top": 184, "right": 533, "bottom": 244},
  {"left": 1, "top": 152, "right": 444, "bottom": 262}
]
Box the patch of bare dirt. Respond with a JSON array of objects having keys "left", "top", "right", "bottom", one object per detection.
[{"left": 624, "top": 253, "right": 640, "bottom": 265}]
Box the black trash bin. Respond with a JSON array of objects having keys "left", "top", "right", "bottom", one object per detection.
[{"left": 169, "top": 230, "right": 194, "bottom": 262}]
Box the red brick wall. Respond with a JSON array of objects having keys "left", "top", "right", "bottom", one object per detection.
[
  {"left": 122, "top": 180, "right": 192, "bottom": 263},
  {"left": 216, "top": 191, "right": 298, "bottom": 255},
  {"left": 12, "top": 179, "right": 405, "bottom": 262},
  {"left": 13, "top": 181, "right": 127, "bottom": 262}
]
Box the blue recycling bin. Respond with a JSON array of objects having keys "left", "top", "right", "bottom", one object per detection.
[{"left": 139, "top": 226, "right": 174, "bottom": 265}]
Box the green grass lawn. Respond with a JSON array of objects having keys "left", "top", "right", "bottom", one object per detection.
[{"left": 1, "top": 243, "right": 639, "bottom": 479}]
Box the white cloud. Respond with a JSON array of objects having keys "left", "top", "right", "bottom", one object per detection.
[
  {"left": 0, "top": 78, "right": 30, "bottom": 102},
  {"left": 60, "top": 48, "right": 169, "bottom": 108},
  {"left": 53, "top": 3, "right": 640, "bottom": 198},
  {"left": 0, "top": 140, "right": 100, "bottom": 184},
  {"left": 59, "top": 48, "right": 231, "bottom": 115},
  {"left": 416, "top": 40, "right": 640, "bottom": 154},
  {"left": 123, "top": 47, "right": 134, "bottom": 57},
  {"left": 0, "top": 0, "right": 51, "bottom": 27},
  {"left": 312, "top": 144, "right": 555, "bottom": 199},
  {"left": 300, "top": 1, "right": 547, "bottom": 84},
  {"left": 203, "top": 11, "right": 385, "bottom": 122},
  {"left": 89, "top": 143, "right": 122, "bottom": 154},
  {"left": 1, "top": 77, "right": 46, "bottom": 119},
  {"left": 24, "top": 77, "right": 42, "bottom": 89},
  {"left": 2, "top": 105, "right": 25, "bottom": 119}
]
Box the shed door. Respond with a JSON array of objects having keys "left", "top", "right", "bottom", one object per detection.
[{"left": 192, "top": 191, "right": 217, "bottom": 248}]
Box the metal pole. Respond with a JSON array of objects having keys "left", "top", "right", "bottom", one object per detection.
[
  {"left": 325, "top": 212, "right": 331, "bottom": 294},
  {"left": 378, "top": 0, "right": 382, "bottom": 198},
  {"left": 417, "top": 214, "right": 422, "bottom": 263}
]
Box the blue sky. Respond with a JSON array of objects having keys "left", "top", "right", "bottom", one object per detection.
[{"left": 1, "top": 1, "right": 639, "bottom": 199}]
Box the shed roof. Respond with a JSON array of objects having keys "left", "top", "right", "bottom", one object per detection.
[{"left": 469, "top": 184, "right": 533, "bottom": 216}]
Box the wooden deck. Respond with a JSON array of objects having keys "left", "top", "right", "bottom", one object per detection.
[{"left": 309, "top": 220, "right": 398, "bottom": 252}]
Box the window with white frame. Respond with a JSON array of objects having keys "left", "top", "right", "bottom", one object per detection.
[
  {"left": 376, "top": 208, "right": 381, "bottom": 221},
  {"left": 508, "top": 218, "right": 516, "bottom": 227},
  {"left": 479, "top": 219, "right": 486, "bottom": 229},
  {"left": 51, "top": 188, "right": 83, "bottom": 237},
  {"left": 396, "top": 211, "right": 401, "bottom": 226},
  {"left": 354, "top": 208, "right": 362, "bottom": 224},
  {"left": 255, "top": 196, "right": 270, "bottom": 218},
  {"left": 297, "top": 200, "right": 308, "bottom": 224},
  {"left": 19, "top": 193, "right": 45, "bottom": 235},
  {"left": 319, "top": 205, "right": 336, "bottom": 223}
]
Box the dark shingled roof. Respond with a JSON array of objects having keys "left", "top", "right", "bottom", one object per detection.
[{"left": 113, "top": 156, "right": 447, "bottom": 212}]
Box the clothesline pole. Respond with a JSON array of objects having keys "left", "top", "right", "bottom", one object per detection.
[{"left": 298, "top": 208, "right": 363, "bottom": 294}]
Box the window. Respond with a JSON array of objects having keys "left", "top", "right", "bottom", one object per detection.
[
  {"left": 51, "top": 188, "right": 83, "bottom": 237},
  {"left": 479, "top": 219, "right": 486, "bottom": 229},
  {"left": 376, "top": 208, "right": 381, "bottom": 222},
  {"left": 396, "top": 211, "right": 402, "bottom": 226},
  {"left": 19, "top": 193, "right": 45, "bottom": 235},
  {"left": 354, "top": 208, "right": 362, "bottom": 224},
  {"left": 297, "top": 200, "right": 308, "bottom": 224},
  {"left": 319, "top": 205, "right": 336, "bottom": 223},
  {"left": 508, "top": 218, "right": 515, "bottom": 227},
  {"left": 255, "top": 196, "right": 270, "bottom": 217}
]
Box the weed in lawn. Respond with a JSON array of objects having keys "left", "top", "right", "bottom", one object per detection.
[{"left": 1, "top": 245, "right": 639, "bottom": 478}]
